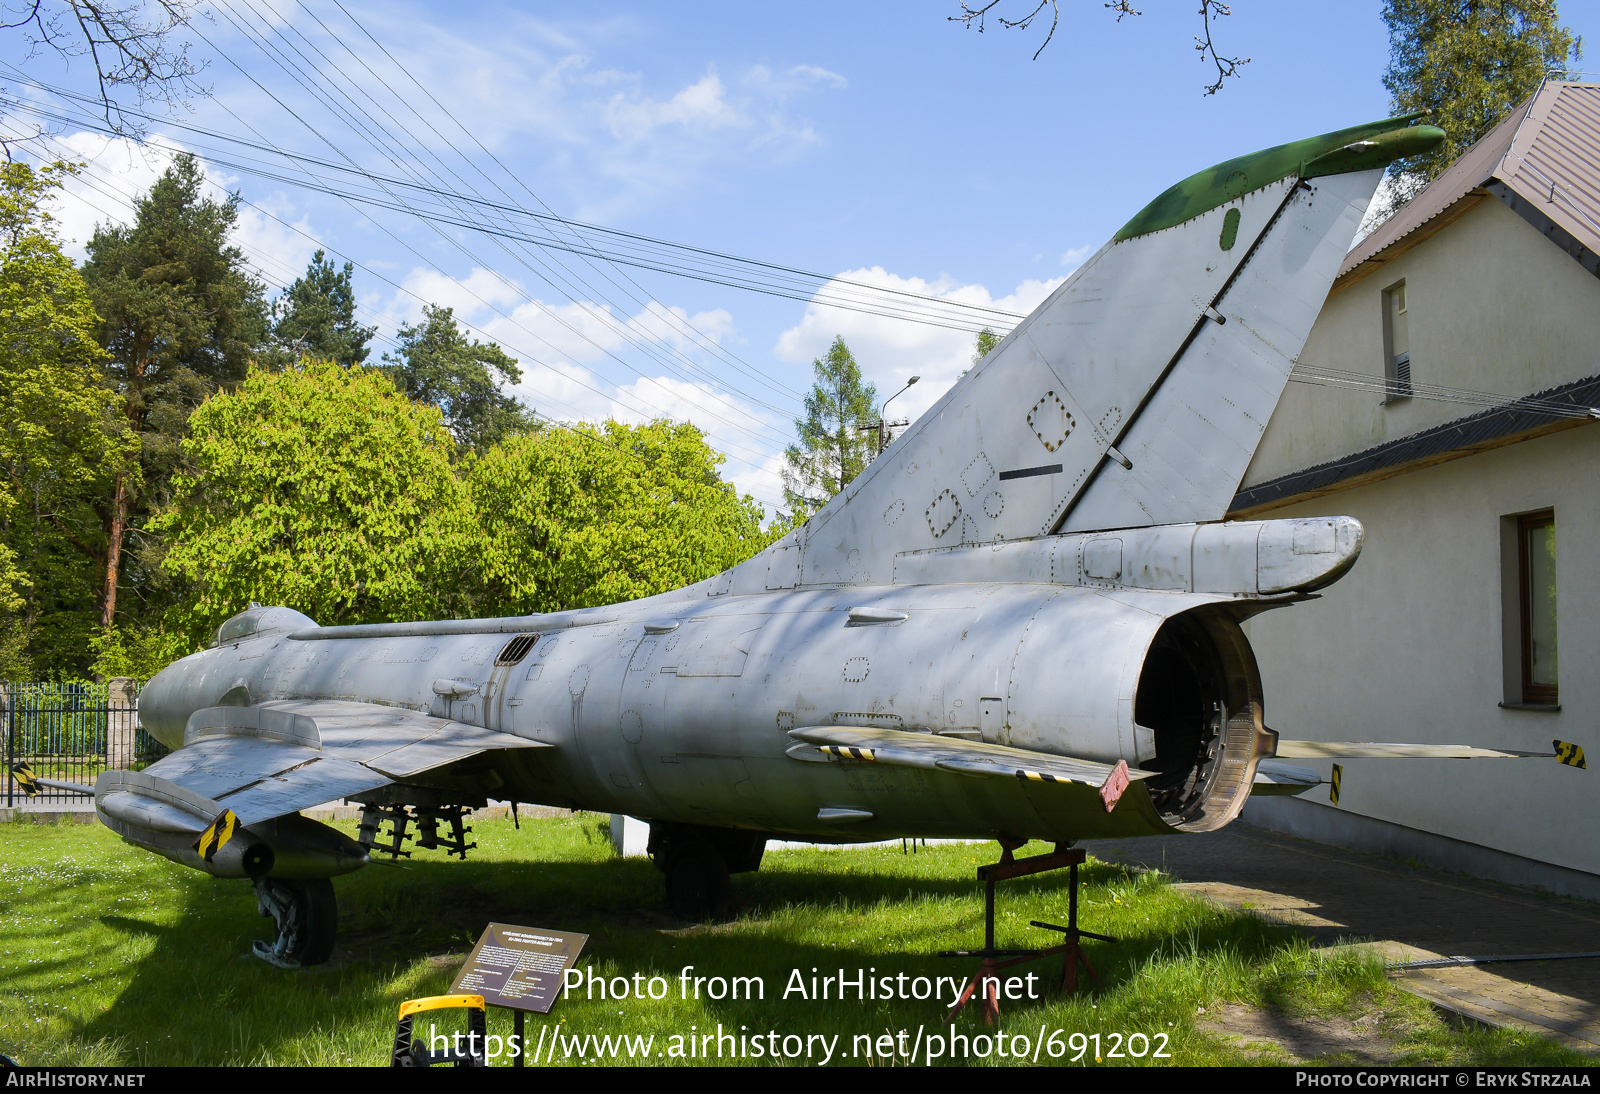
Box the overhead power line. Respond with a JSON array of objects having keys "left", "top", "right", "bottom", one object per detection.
[
  {"left": 1288, "top": 363, "right": 1600, "bottom": 420},
  {"left": 4, "top": 121, "right": 793, "bottom": 512},
  {"left": 148, "top": 16, "right": 797, "bottom": 465},
  {"left": 0, "top": 71, "right": 1023, "bottom": 335}
]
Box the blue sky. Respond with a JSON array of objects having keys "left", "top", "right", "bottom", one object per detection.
[{"left": 8, "top": 1, "right": 1600, "bottom": 510}]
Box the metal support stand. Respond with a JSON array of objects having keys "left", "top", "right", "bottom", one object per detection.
[
  {"left": 514, "top": 1010, "right": 525, "bottom": 1068},
  {"left": 940, "top": 842, "right": 1117, "bottom": 1026}
]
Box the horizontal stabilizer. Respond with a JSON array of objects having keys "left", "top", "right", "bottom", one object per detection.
[
  {"left": 788, "top": 726, "right": 1151, "bottom": 788},
  {"left": 1250, "top": 759, "right": 1322, "bottom": 796},
  {"left": 1276, "top": 741, "right": 1552, "bottom": 760}
]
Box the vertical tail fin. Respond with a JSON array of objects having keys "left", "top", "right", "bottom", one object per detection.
[{"left": 757, "top": 116, "right": 1443, "bottom": 590}]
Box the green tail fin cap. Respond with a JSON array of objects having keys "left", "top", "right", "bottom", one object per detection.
[{"left": 1115, "top": 112, "right": 1445, "bottom": 242}]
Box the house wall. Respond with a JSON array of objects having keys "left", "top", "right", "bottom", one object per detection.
[
  {"left": 1244, "top": 423, "right": 1600, "bottom": 875},
  {"left": 1243, "top": 197, "right": 1600, "bottom": 489}
]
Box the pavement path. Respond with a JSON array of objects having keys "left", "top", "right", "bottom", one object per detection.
[{"left": 1084, "top": 824, "right": 1600, "bottom": 1051}]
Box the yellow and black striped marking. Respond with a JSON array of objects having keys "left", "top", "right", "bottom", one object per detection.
[
  {"left": 1554, "top": 740, "right": 1587, "bottom": 770},
  {"left": 818, "top": 745, "right": 876, "bottom": 762},
  {"left": 1014, "top": 768, "right": 1075, "bottom": 784},
  {"left": 193, "top": 809, "right": 240, "bottom": 862},
  {"left": 1330, "top": 763, "right": 1343, "bottom": 806},
  {"left": 9, "top": 761, "right": 40, "bottom": 797}
]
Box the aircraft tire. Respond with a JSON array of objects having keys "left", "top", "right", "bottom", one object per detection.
[
  {"left": 292, "top": 878, "right": 338, "bottom": 965},
  {"left": 664, "top": 839, "right": 732, "bottom": 921},
  {"left": 253, "top": 877, "right": 338, "bottom": 966}
]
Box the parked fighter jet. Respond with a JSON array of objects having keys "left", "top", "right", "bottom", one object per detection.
[{"left": 32, "top": 112, "right": 1574, "bottom": 966}]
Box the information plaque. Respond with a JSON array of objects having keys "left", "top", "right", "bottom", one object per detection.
[{"left": 449, "top": 922, "right": 588, "bottom": 1014}]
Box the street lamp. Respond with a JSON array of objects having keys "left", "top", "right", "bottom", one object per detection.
[{"left": 877, "top": 375, "right": 920, "bottom": 454}]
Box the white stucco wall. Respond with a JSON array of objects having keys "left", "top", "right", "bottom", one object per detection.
[
  {"left": 1244, "top": 197, "right": 1600, "bottom": 488},
  {"left": 1246, "top": 424, "right": 1600, "bottom": 875}
]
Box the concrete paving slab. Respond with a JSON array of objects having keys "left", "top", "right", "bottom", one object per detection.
[{"left": 1085, "top": 823, "right": 1600, "bottom": 1051}]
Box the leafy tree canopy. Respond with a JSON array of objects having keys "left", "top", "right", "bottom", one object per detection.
[
  {"left": 269, "top": 249, "right": 375, "bottom": 368},
  {"left": 383, "top": 303, "right": 538, "bottom": 456},
  {"left": 469, "top": 420, "right": 782, "bottom": 615},
  {"left": 1381, "top": 0, "right": 1581, "bottom": 211},
  {"left": 782, "top": 335, "right": 878, "bottom": 518},
  {"left": 0, "top": 160, "right": 135, "bottom": 678},
  {"left": 973, "top": 326, "right": 1001, "bottom": 365},
  {"left": 152, "top": 359, "right": 473, "bottom": 649}
]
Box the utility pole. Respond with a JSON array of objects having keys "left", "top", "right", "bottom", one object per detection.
[{"left": 863, "top": 375, "right": 920, "bottom": 457}]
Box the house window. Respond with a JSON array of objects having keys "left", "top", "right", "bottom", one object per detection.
[
  {"left": 1518, "top": 511, "right": 1558, "bottom": 705},
  {"left": 1382, "top": 280, "right": 1411, "bottom": 401}
]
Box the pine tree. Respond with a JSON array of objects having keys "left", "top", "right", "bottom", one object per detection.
[
  {"left": 781, "top": 336, "right": 878, "bottom": 518},
  {"left": 270, "top": 249, "right": 375, "bottom": 367},
  {"left": 1381, "top": 0, "right": 1581, "bottom": 212},
  {"left": 383, "top": 304, "right": 538, "bottom": 456},
  {"left": 81, "top": 153, "right": 269, "bottom": 634}
]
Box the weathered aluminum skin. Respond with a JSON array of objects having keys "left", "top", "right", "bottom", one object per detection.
[
  {"left": 135, "top": 513, "right": 1361, "bottom": 847},
  {"left": 122, "top": 121, "right": 1410, "bottom": 876}
]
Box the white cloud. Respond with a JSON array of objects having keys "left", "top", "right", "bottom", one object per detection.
[
  {"left": 784, "top": 65, "right": 848, "bottom": 89},
  {"left": 35, "top": 131, "right": 319, "bottom": 282},
  {"left": 231, "top": 193, "right": 320, "bottom": 286},
  {"left": 256, "top": 8, "right": 846, "bottom": 221},
  {"left": 396, "top": 266, "right": 528, "bottom": 324},
  {"left": 383, "top": 263, "right": 789, "bottom": 510},
  {"left": 603, "top": 71, "right": 746, "bottom": 139},
  {"left": 501, "top": 357, "right": 791, "bottom": 511},
  {"left": 387, "top": 265, "right": 738, "bottom": 370},
  {"left": 40, "top": 132, "right": 187, "bottom": 261},
  {"left": 724, "top": 449, "right": 789, "bottom": 516},
  {"left": 774, "top": 268, "right": 1062, "bottom": 423},
  {"left": 1060, "top": 244, "right": 1093, "bottom": 268}
]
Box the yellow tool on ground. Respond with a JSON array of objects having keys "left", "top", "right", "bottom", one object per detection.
[{"left": 391, "top": 994, "right": 488, "bottom": 1067}]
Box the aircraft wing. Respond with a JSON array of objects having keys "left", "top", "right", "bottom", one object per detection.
[
  {"left": 1275, "top": 740, "right": 1556, "bottom": 760},
  {"left": 787, "top": 725, "right": 1152, "bottom": 788},
  {"left": 107, "top": 699, "right": 550, "bottom": 827}
]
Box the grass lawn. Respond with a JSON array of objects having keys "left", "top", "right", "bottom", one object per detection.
[{"left": 0, "top": 812, "right": 1586, "bottom": 1067}]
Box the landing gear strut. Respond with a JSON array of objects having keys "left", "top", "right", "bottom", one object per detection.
[
  {"left": 648, "top": 823, "right": 765, "bottom": 920},
  {"left": 252, "top": 877, "right": 338, "bottom": 967},
  {"left": 663, "top": 839, "right": 733, "bottom": 920}
]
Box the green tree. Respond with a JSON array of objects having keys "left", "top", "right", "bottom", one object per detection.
[
  {"left": 0, "top": 161, "right": 135, "bottom": 678},
  {"left": 152, "top": 360, "right": 473, "bottom": 650},
  {"left": 81, "top": 152, "right": 269, "bottom": 635},
  {"left": 468, "top": 420, "right": 780, "bottom": 614},
  {"left": 1381, "top": 0, "right": 1581, "bottom": 210},
  {"left": 269, "top": 249, "right": 375, "bottom": 367},
  {"left": 973, "top": 327, "right": 1001, "bottom": 365},
  {"left": 384, "top": 304, "right": 538, "bottom": 455},
  {"left": 781, "top": 336, "right": 878, "bottom": 518}
]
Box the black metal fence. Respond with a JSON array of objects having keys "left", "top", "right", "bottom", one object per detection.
[{"left": 3, "top": 681, "right": 169, "bottom": 807}]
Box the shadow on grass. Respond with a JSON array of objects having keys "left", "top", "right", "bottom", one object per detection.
[{"left": 71, "top": 845, "right": 1312, "bottom": 1064}]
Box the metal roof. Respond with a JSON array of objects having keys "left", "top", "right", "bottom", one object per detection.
[
  {"left": 1333, "top": 81, "right": 1600, "bottom": 292},
  {"left": 1229, "top": 374, "right": 1600, "bottom": 516}
]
